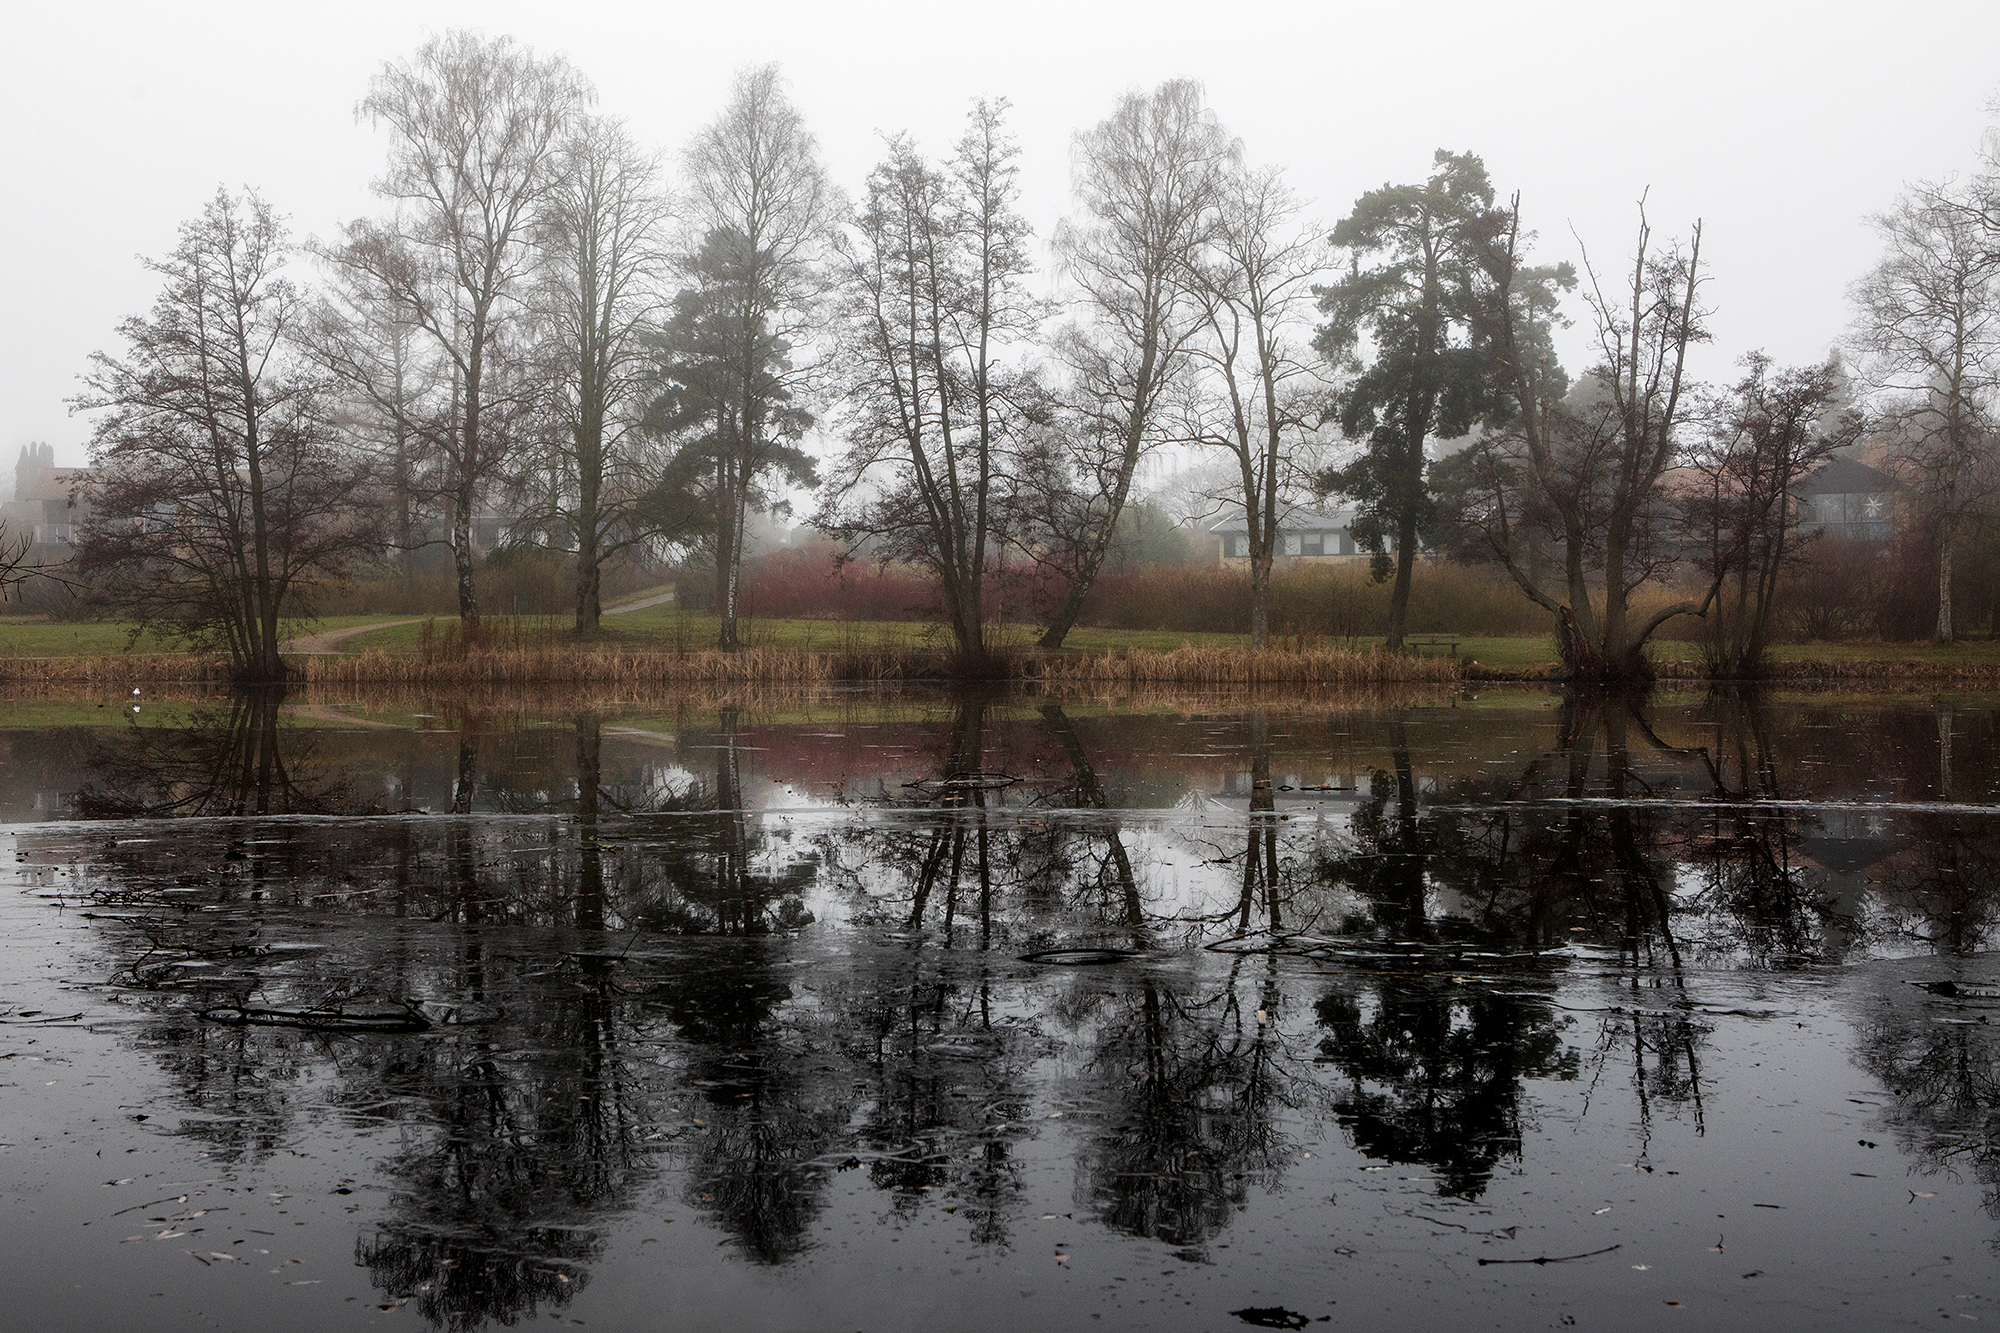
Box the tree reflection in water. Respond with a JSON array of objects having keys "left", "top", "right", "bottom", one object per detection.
[{"left": 39, "top": 686, "right": 2000, "bottom": 1324}]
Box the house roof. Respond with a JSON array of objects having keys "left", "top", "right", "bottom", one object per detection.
[
  {"left": 1209, "top": 508, "right": 1356, "bottom": 535},
  {"left": 1795, "top": 456, "right": 1898, "bottom": 496}
]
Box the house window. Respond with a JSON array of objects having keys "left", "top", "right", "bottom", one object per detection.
[
  {"left": 1283, "top": 534, "right": 1301, "bottom": 556},
  {"left": 1302, "top": 533, "right": 1322, "bottom": 555},
  {"left": 1233, "top": 535, "right": 1249, "bottom": 557}
]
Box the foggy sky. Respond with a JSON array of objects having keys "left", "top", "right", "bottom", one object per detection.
[{"left": 6, "top": 0, "right": 1997, "bottom": 474}]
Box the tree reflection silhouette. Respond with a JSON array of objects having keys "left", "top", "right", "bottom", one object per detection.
[
  {"left": 74, "top": 686, "right": 356, "bottom": 818},
  {"left": 1076, "top": 961, "right": 1298, "bottom": 1253}
]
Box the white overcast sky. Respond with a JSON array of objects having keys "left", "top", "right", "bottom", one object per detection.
[{"left": 5, "top": 0, "right": 1997, "bottom": 474}]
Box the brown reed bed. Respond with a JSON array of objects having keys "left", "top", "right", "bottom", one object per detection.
[
  {"left": 286, "top": 640, "right": 1469, "bottom": 689},
  {"left": 0, "top": 638, "right": 1463, "bottom": 700},
  {"left": 1022, "top": 643, "right": 1464, "bottom": 688},
  {"left": 0, "top": 653, "right": 235, "bottom": 685}
]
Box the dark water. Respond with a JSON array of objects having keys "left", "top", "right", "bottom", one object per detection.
[{"left": 4, "top": 685, "right": 2000, "bottom": 1331}]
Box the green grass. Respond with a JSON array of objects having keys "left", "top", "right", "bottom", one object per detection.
[{"left": 0, "top": 613, "right": 429, "bottom": 658}]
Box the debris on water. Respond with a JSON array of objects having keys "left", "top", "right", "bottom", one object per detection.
[
  {"left": 1018, "top": 948, "right": 1143, "bottom": 966},
  {"left": 1908, "top": 979, "right": 2000, "bottom": 999},
  {"left": 198, "top": 1001, "right": 430, "bottom": 1033},
  {"left": 1477, "top": 1244, "right": 1623, "bottom": 1267},
  {"left": 1230, "top": 1308, "right": 1312, "bottom": 1329},
  {"left": 902, "top": 771, "right": 1021, "bottom": 793}
]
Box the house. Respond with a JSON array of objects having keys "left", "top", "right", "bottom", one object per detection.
[
  {"left": 1793, "top": 456, "right": 1898, "bottom": 542},
  {"left": 1210, "top": 508, "right": 1390, "bottom": 567},
  {"left": 1, "top": 443, "right": 91, "bottom": 568}
]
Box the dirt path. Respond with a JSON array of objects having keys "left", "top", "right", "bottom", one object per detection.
[
  {"left": 280, "top": 618, "right": 425, "bottom": 654},
  {"left": 279, "top": 591, "right": 673, "bottom": 655},
  {"left": 603, "top": 591, "right": 676, "bottom": 615}
]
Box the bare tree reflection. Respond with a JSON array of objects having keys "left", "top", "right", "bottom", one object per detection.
[
  {"left": 1075, "top": 960, "right": 1299, "bottom": 1256},
  {"left": 73, "top": 687, "right": 358, "bottom": 818}
]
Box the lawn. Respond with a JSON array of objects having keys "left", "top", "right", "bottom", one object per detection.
[{"left": 0, "top": 614, "right": 415, "bottom": 657}]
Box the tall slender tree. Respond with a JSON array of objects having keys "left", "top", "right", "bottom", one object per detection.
[
  {"left": 332, "top": 31, "right": 591, "bottom": 629},
  {"left": 1178, "top": 161, "right": 1326, "bottom": 650},
  {"left": 1849, "top": 179, "right": 2000, "bottom": 643},
  {"left": 1315, "top": 151, "right": 1511, "bottom": 650},
  {"left": 820, "top": 103, "right": 1041, "bottom": 668},
  {"left": 681, "top": 65, "right": 835, "bottom": 649},
  {"left": 1033, "top": 80, "right": 1236, "bottom": 650},
  {"left": 528, "top": 115, "right": 673, "bottom": 634}
]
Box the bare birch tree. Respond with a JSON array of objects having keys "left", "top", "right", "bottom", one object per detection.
[
  {"left": 1032, "top": 80, "right": 1236, "bottom": 650},
  {"left": 75, "top": 190, "right": 378, "bottom": 680},
  {"left": 331, "top": 31, "right": 590, "bottom": 629},
  {"left": 1176, "top": 162, "right": 1327, "bottom": 649},
  {"left": 526, "top": 115, "right": 673, "bottom": 634},
  {"left": 1849, "top": 179, "right": 2000, "bottom": 643}
]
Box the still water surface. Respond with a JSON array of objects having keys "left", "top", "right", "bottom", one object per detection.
[{"left": 4, "top": 685, "right": 2000, "bottom": 1331}]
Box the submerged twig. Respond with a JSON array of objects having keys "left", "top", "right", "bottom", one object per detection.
[{"left": 1477, "top": 1244, "right": 1622, "bottom": 1266}]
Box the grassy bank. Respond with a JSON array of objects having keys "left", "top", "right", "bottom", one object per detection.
[{"left": 11, "top": 608, "right": 2000, "bottom": 686}]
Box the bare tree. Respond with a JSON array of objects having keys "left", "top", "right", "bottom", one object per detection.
[
  {"left": 330, "top": 31, "right": 591, "bottom": 629},
  {"left": 308, "top": 259, "right": 441, "bottom": 587},
  {"left": 1033, "top": 80, "right": 1237, "bottom": 650},
  {"left": 527, "top": 115, "right": 674, "bottom": 634},
  {"left": 681, "top": 64, "right": 835, "bottom": 649},
  {"left": 1682, "top": 354, "right": 1860, "bottom": 676},
  {"left": 1470, "top": 199, "right": 1710, "bottom": 680},
  {"left": 1849, "top": 179, "right": 2000, "bottom": 643},
  {"left": 1176, "top": 162, "right": 1327, "bottom": 649},
  {"left": 74, "top": 189, "right": 379, "bottom": 680},
  {"left": 819, "top": 102, "right": 1042, "bottom": 668}
]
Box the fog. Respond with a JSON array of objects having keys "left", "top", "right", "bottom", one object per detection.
[{"left": 6, "top": 0, "right": 1997, "bottom": 470}]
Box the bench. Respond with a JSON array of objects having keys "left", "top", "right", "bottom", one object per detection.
[{"left": 1406, "top": 635, "right": 1461, "bottom": 656}]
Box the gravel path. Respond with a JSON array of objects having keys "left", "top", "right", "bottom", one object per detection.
[{"left": 279, "top": 590, "right": 675, "bottom": 654}]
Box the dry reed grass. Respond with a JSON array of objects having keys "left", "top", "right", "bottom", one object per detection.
[
  {"left": 291, "top": 640, "right": 1468, "bottom": 689},
  {"left": 1023, "top": 643, "right": 1463, "bottom": 688},
  {"left": 0, "top": 653, "right": 234, "bottom": 685},
  {"left": 0, "top": 638, "right": 1471, "bottom": 691}
]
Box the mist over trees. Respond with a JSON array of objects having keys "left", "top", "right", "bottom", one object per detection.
[{"left": 54, "top": 31, "right": 2000, "bottom": 677}]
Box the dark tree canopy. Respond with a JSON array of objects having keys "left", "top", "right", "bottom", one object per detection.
[{"left": 1314, "top": 150, "right": 1511, "bottom": 650}]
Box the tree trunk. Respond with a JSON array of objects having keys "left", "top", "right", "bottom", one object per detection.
[
  {"left": 1249, "top": 547, "right": 1271, "bottom": 650},
  {"left": 575, "top": 452, "right": 601, "bottom": 636},
  {"left": 1386, "top": 512, "right": 1418, "bottom": 651},
  {"left": 452, "top": 485, "right": 480, "bottom": 631},
  {"left": 1937, "top": 522, "right": 1955, "bottom": 644}
]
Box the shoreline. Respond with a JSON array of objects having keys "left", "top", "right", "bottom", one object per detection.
[{"left": 3, "top": 642, "right": 2000, "bottom": 688}]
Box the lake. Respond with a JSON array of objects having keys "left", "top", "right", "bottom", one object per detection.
[{"left": 3, "top": 683, "right": 1999, "bottom": 1330}]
